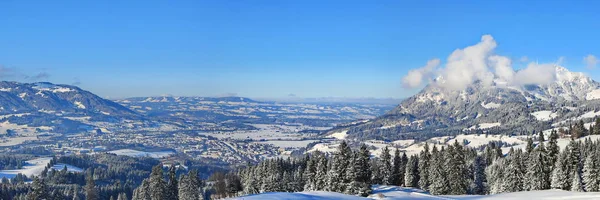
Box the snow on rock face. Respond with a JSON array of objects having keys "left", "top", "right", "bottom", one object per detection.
[
  {"left": 74, "top": 101, "right": 86, "bottom": 109},
  {"left": 481, "top": 101, "right": 501, "bottom": 109},
  {"left": 586, "top": 89, "right": 600, "bottom": 100},
  {"left": 531, "top": 110, "right": 558, "bottom": 121}
]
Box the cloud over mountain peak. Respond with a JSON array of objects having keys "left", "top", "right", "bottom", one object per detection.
[{"left": 402, "top": 35, "right": 564, "bottom": 90}]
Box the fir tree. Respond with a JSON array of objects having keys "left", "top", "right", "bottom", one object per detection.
[
  {"left": 404, "top": 155, "right": 419, "bottom": 188},
  {"left": 356, "top": 144, "right": 372, "bottom": 196},
  {"left": 583, "top": 154, "right": 599, "bottom": 192},
  {"left": 471, "top": 155, "right": 486, "bottom": 194},
  {"left": 28, "top": 177, "right": 49, "bottom": 200},
  {"left": 524, "top": 151, "right": 548, "bottom": 191},
  {"left": 166, "top": 165, "right": 178, "bottom": 200},
  {"left": 428, "top": 146, "right": 449, "bottom": 195},
  {"left": 149, "top": 165, "right": 166, "bottom": 200},
  {"left": 547, "top": 130, "right": 560, "bottom": 171},
  {"left": 551, "top": 148, "right": 570, "bottom": 190},
  {"left": 389, "top": 148, "right": 402, "bottom": 186},
  {"left": 85, "top": 171, "right": 98, "bottom": 200},
  {"left": 571, "top": 170, "right": 584, "bottom": 192},
  {"left": 117, "top": 193, "right": 128, "bottom": 200},
  {"left": 525, "top": 137, "right": 534, "bottom": 155},
  {"left": 326, "top": 141, "right": 352, "bottom": 192},
  {"left": 418, "top": 143, "right": 431, "bottom": 190},
  {"left": 447, "top": 141, "right": 468, "bottom": 194},
  {"left": 380, "top": 146, "right": 393, "bottom": 185}
]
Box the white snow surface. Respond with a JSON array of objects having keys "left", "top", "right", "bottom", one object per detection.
[
  {"left": 531, "top": 110, "right": 558, "bottom": 121},
  {"left": 586, "top": 89, "right": 600, "bottom": 100},
  {"left": 108, "top": 149, "right": 174, "bottom": 159},
  {"left": 329, "top": 130, "right": 348, "bottom": 139},
  {"left": 74, "top": 101, "right": 86, "bottom": 109},
  {"left": 231, "top": 185, "right": 600, "bottom": 199},
  {"left": 0, "top": 157, "right": 82, "bottom": 179},
  {"left": 480, "top": 102, "right": 501, "bottom": 109},
  {"left": 466, "top": 122, "right": 501, "bottom": 130}
]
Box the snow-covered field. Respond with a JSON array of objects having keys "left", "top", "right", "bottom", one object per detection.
[
  {"left": 0, "top": 157, "right": 83, "bottom": 179},
  {"left": 256, "top": 140, "right": 320, "bottom": 148},
  {"left": 108, "top": 149, "right": 174, "bottom": 159},
  {"left": 530, "top": 110, "right": 558, "bottom": 121},
  {"left": 230, "top": 185, "right": 600, "bottom": 200}
]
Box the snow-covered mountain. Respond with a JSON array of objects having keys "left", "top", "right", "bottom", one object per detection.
[
  {"left": 0, "top": 81, "right": 141, "bottom": 133},
  {"left": 0, "top": 81, "right": 137, "bottom": 117},
  {"left": 334, "top": 66, "right": 600, "bottom": 141}
]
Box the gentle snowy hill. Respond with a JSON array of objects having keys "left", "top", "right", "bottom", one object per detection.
[
  {"left": 231, "top": 185, "right": 600, "bottom": 200},
  {"left": 0, "top": 157, "right": 83, "bottom": 179}
]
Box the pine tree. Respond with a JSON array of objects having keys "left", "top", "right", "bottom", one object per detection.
[
  {"left": 551, "top": 149, "right": 570, "bottom": 190},
  {"left": 524, "top": 151, "right": 548, "bottom": 191},
  {"left": 166, "top": 165, "right": 178, "bottom": 200},
  {"left": 471, "top": 155, "right": 486, "bottom": 194},
  {"left": 85, "top": 171, "right": 98, "bottom": 200},
  {"left": 28, "top": 177, "right": 49, "bottom": 200},
  {"left": 117, "top": 193, "right": 128, "bottom": 200},
  {"left": 404, "top": 155, "right": 419, "bottom": 188},
  {"left": 446, "top": 141, "right": 468, "bottom": 194},
  {"left": 326, "top": 141, "right": 352, "bottom": 192},
  {"left": 356, "top": 144, "right": 372, "bottom": 196},
  {"left": 389, "top": 148, "right": 402, "bottom": 186},
  {"left": 428, "top": 146, "right": 449, "bottom": 195},
  {"left": 133, "top": 179, "right": 151, "bottom": 200},
  {"left": 418, "top": 143, "right": 430, "bottom": 190},
  {"left": 594, "top": 118, "right": 600, "bottom": 135},
  {"left": 380, "top": 146, "right": 393, "bottom": 185},
  {"left": 149, "top": 165, "right": 167, "bottom": 200},
  {"left": 571, "top": 170, "right": 584, "bottom": 192},
  {"left": 303, "top": 153, "right": 317, "bottom": 191},
  {"left": 72, "top": 185, "right": 80, "bottom": 200},
  {"left": 315, "top": 153, "right": 328, "bottom": 190},
  {"left": 537, "top": 131, "right": 551, "bottom": 189},
  {"left": 583, "top": 154, "right": 599, "bottom": 192},
  {"left": 547, "top": 130, "right": 560, "bottom": 171},
  {"left": 501, "top": 148, "right": 523, "bottom": 193},
  {"left": 525, "top": 137, "right": 534, "bottom": 155}
]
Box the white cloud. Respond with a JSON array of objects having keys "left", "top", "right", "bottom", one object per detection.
[
  {"left": 402, "top": 59, "right": 440, "bottom": 88},
  {"left": 400, "top": 34, "right": 563, "bottom": 91},
  {"left": 513, "top": 63, "right": 556, "bottom": 85},
  {"left": 436, "top": 35, "right": 497, "bottom": 90},
  {"left": 584, "top": 55, "right": 597, "bottom": 69},
  {"left": 489, "top": 55, "right": 514, "bottom": 83}
]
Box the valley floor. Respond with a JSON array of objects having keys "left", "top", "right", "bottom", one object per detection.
[{"left": 230, "top": 185, "right": 600, "bottom": 200}]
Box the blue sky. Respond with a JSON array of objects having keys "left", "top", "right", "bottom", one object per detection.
[{"left": 0, "top": 0, "right": 598, "bottom": 99}]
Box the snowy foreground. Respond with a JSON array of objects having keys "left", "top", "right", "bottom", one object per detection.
[{"left": 230, "top": 185, "right": 600, "bottom": 200}]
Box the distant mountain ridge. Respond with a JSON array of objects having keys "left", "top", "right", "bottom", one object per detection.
[
  {"left": 333, "top": 66, "right": 600, "bottom": 141},
  {"left": 0, "top": 81, "right": 137, "bottom": 117}
]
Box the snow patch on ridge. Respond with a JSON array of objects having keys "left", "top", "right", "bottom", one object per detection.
[{"left": 531, "top": 110, "right": 558, "bottom": 121}]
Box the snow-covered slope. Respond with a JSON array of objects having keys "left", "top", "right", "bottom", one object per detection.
[
  {"left": 0, "top": 157, "right": 83, "bottom": 179},
  {"left": 108, "top": 149, "right": 174, "bottom": 159},
  {"left": 231, "top": 185, "right": 600, "bottom": 200}
]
